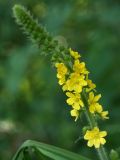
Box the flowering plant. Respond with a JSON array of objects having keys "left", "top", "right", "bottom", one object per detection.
[{"left": 11, "top": 4, "right": 119, "bottom": 160}]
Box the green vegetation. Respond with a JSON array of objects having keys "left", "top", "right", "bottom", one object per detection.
[{"left": 0, "top": 0, "right": 120, "bottom": 160}]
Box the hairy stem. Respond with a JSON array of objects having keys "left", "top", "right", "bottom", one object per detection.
[{"left": 82, "top": 91, "right": 109, "bottom": 160}]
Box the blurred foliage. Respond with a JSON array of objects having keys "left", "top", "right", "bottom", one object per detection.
[{"left": 0, "top": 0, "right": 120, "bottom": 160}]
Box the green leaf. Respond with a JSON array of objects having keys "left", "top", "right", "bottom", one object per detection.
[
  {"left": 12, "top": 140, "right": 91, "bottom": 160},
  {"left": 23, "top": 148, "right": 32, "bottom": 160},
  {"left": 110, "top": 149, "right": 120, "bottom": 160}
]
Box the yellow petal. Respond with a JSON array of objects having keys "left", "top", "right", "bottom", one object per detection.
[
  {"left": 70, "top": 109, "right": 79, "bottom": 119},
  {"left": 94, "top": 94, "right": 101, "bottom": 102},
  {"left": 69, "top": 48, "right": 80, "bottom": 59},
  {"left": 87, "top": 140, "right": 94, "bottom": 147},
  {"left": 100, "top": 131, "right": 107, "bottom": 137},
  {"left": 66, "top": 92, "right": 73, "bottom": 98},
  {"left": 94, "top": 139, "right": 100, "bottom": 148},
  {"left": 73, "top": 103, "right": 80, "bottom": 110},
  {"left": 89, "top": 105, "right": 95, "bottom": 113},
  {"left": 89, "top": 92, "right": 94, "bottom": 102},
  {"left": 94, "top": 127, "right": 100, "bottom": 132},
  {"left": 100, "top": 138, "right": 106, "bottom": 145},
  {"left": 94, "top": 142, "right": 100, "bottom": 148},
  {"left": 79, "top": 99, "right": 84, "bottom": 107},
  {"left": 62, "top": 84, "right": 68, "bottom": 91},
  {"left": 75, "top": 85, "right": 82, "bottom": 93},
  {"left": 84, "top": 131, "right": 90, "bottom": 140},
  {"left": 95, "top": 103, "right": 103, "bottom": 113},
  {"left": 101, "top": 111, "right": 109, "bottom": 119},
  {"left": 66, "top": 98, "right": 74, "bottom": 105},
  {"left": 58, "top": 77, "right": 65, "bottom": 85}
]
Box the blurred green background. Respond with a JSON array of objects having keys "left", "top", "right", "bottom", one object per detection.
[{"left": 0, "top": 0, "right": 120, "bottom": 159}]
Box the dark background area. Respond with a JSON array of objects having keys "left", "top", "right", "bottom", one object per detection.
[{"left": 0, "top": 0, "right": 120, "bottom": 159}]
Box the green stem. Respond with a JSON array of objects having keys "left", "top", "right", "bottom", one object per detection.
[
  {"left": 96, "top": 146, "right": 109, "bottom": 160},
  {"left": 85, "top": 108, "right": 109, "bottom": 160},
  {"left": 96, "top": 148, "right": 105, "bottom": 160},
  {"left": 82, "top": 91, "right": 109, "bottom": 160},
  {"left": 101, "top": 146, "right": 109, "bottom": 160}
]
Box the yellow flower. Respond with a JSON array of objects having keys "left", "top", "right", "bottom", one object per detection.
[
  {"left": 63, "top": 73, "right": 87, "bottom": 93},
  {"left": 66, "top": 92, "right": 84, "bottom": 110},
  {"left": 69, "top": 48, "right": 80, "bottom": 59},
  {"left": 90, "top": 103, "right": 103, "bottom": 114},
  {"left": 84, "top": 127, "right": 107, "bottom": 148},
  {"left": 58, "top": 76, "right": 66, "bottom": 85},
  {"left": 70, "top": 109, "right": 79, "bottom": 121},
  {"left": 88, "top": 92, "right": 109, "bottom": 119},
  {"left": 88, "top": 92, "right": 101, "bottom": 104},
  {"left": 55, "top": 63, "right": 67, "bottom": 78},
  {"left": 55, "top": 63, "right": 68, "bottom": 85},
  {"left": 100, "top": 111, "right": 109, "bottom": 120},
  {"left": 86, "top": 79, "right": 96, "bottom": 92},
  {"left": 88, "top": 92, "right": 102, "bottom": 113},
  {"left": 73, "top": 59, "right": 89, "bottom": 75}
]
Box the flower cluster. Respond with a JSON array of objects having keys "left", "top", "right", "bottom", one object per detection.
[
  {"left": 55, "top": 49, "right": 108, "bottom": 120},
  {"left": 55, "top": 48, "right": 109, "bottom": 148},
  {"left": 55, "top": 49, "right": 88, "bottom": 121}
]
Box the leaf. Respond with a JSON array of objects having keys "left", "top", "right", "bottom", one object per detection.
[
  {"left": 23, "top": 148, "right": 32, "bottom": 160},
  {"left": 110, "top": 149, "right": 120, "bottom": 160},
  {"left": 12, "top": 140, "right": 91, "bottom": 160}
]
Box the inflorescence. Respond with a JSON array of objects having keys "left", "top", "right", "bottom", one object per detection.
[
  {"left": 55, "top": 49, "right": 109, "bottom": 148},
  {"left": 13, "top": 4, "right": 109, "bottom": 150}
]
